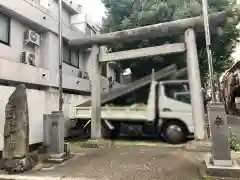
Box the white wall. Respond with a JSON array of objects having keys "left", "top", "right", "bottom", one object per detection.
[
  {"left": 39, "top": 32, "right": 87, "bottom": 74},
  {"left": 1, "top": 0, "right": 81, "bottom": 40},
  {"left": 0, "top": 19, "right": 40, "bottom": 64},
  {"left": 50, "top": 0, "right": 72, "bottom": 26},
  {"left": 0, "top": 85, "right": 88, "bottom": 150},
  {"left": 232, "top": 43, "right": 240, "bottom": 62},
  {"left": 0, "top": 58, "right": 91, "bottom": 92},
  {"left": 0, "top": 14, "right": 121, "bottom": 92}
]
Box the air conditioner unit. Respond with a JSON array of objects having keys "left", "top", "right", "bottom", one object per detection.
[
  {"left": 78, "top": 71, "right": 89, "bottom": 80},
  {"left": 83, "top": 72, "right": 89, "bottom": 80},
  {"left": 20, "top": 51, "right": 36, "bottom": 66},
  {"left": 24, "top": 29, "right": 40, "bottom": 47},
  {"left": 108, "top": 76, "right": 115, "bottom": 89},
  {"left": 78, "top": 70, "right": 83, "bottom": 78}
]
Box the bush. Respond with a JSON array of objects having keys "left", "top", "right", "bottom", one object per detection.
[{"left": 230, "top": 133, "right": 240, "bottom": 151}]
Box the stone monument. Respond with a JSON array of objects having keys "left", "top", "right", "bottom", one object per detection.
[
  {"left": 3, "top": 84, "right": 37, "bottom": 173},
  {"left": 202, "top": 102, "right": 240, "bottom": 178}
]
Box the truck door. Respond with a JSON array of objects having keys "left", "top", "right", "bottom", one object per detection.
[{"left": 159, "top": 81, "right": 194, "bottom": 132}]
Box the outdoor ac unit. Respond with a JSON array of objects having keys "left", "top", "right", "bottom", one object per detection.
[
  {"left": 78, "top": 71, "right": 89, "bottom": 80},
  {"left": 83, "top": 72, "right": 89, "bottom": 80},
  {"left": 24, "top": 29, "right": 40, "bottom": 47},
  {"left": 20, "top": 51, "right": 36, "bottom": 66},
  {"left": 108, "top": 76, "right": 115, "bottom": 89},
  {"left": 78, "top": 70, "right": 83, "bottom": 78}
]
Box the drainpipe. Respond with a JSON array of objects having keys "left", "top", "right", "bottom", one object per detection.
[
  {"left": 58, "top": 0, "right": 63, "bottom": 111},
  {"left": 202, "top": 0, "right": 216, "bottom": 102}
]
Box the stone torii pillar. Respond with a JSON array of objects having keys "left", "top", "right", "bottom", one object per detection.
[
  {"left": 89, "top": 45, "right": 104, "bottom": 139},
  {"left": 185, "top": 28, "right": 205, "bottom": 140}
]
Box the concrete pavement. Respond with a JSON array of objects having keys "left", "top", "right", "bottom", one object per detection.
[{"left": 0, "top": 145, "right": 206, "bottom": 180}]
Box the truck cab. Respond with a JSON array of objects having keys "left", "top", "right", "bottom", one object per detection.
[{"left": 157, "top": 80, "right": 193, "bottom": 143}]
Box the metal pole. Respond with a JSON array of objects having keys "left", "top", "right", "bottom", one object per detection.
[
  {"left": 58, "top": 0, "right": 63, "bottom": 111},
  {"left": 202, "top": 0, "right": 216, "bottom": 102},
  {"left": 151, "top": 69, "right": 155, "bottom": 81}
]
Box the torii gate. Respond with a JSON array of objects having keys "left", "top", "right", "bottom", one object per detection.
[{"left": 69, "top": 11, "right": 226, "bottom": 140}]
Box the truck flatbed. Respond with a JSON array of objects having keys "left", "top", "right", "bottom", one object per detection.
[
  {"left": 78, "top": 65, "right": 179, "bottom": 107},
  {"left": 74, "top": 106, "right": 151, "bottom": 121}
]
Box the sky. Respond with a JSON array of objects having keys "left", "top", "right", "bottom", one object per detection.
[{"left": 78, "top": 0, "right": 106, "bottom": 24}]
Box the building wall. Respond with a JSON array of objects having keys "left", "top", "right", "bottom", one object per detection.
[
  {"left": 0, "top": 18, "right": 36, "bottom": 63},
  {"left": 233, "top": 42, "right": 240, "bottom": 62},
  {"left": 0, "top": 0, "right": 122, "bottom": 91},
  {"left": 0, "top": 0, "right": 124, "bottom": 148}
]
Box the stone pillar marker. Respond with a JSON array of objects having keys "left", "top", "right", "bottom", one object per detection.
[
  {"left": 207, "top": 102, "right": 231, "bottom": 166},
  {"left": 43, "top": 111, "right": 66, "bottom": 162},
  {"left": 3, "top": 84, "right": 37, "bottom": 173},
  {"left": 202, "top": 102, "right": 240, "bottom": 178}
]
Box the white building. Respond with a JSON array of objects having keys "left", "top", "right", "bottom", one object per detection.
[{"left": 0, "top": 0, "right": 122, "bottom": 149}]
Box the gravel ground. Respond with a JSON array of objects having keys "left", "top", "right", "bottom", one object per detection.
[{"left": 23, "top": 146, "right": 205, "bottom": 180}]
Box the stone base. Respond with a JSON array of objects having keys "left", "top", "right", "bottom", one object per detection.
[
  {"left": 199, "top": 154, "right": 240, "bottom": 178},
  {"left": 80, "top": 139, "right": 113, "bottom": 148},
  {"left": 184, "top": 140, "right": 211, "bottom": 152},
  {"left": 47, "top": 153, "right": 65, "bottom": 164},
  {"left": 3, "top": 154, "right": 38, "bottom": 174},
  {"left": 46, "top": 153, "right": 73, "bottom": 164},
  {"left": 48, "top": 152, "right": 65, "bottom": 159}
]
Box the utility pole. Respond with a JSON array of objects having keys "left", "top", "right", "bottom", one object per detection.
[
  {"left": 202, "top": 0, "right": 234, "bottom": 170},
  {"left": 58, "top": 0, "right": 63, "bottom": 111},
  {"left": 202, "top": 0, "right": 216, "bottom": 102}
]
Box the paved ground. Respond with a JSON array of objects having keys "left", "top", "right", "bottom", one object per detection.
[{"left": 7, "top": 145, "right": 205, "bottom": 180}]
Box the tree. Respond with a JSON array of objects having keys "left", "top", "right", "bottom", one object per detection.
[{"left": 102, "top": 0, "right": 240, "bottom": 84}]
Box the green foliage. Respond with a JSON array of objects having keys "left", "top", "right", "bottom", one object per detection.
[
  {"left": 230, "top": 133, "right": 240, "bottom": 151},
  {"left": 102, "top": 0, "right": 240, "bottom": 82}
]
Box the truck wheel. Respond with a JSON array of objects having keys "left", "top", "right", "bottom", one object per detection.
[
  {"left": 102, "top": 122, "right": 121, "bottom": 139},
  {"left": 111, "top": 124, "right": 120, "bottom": 139},
  {"left": 162, "top": 121, "right": 188, "bottom": 144}
]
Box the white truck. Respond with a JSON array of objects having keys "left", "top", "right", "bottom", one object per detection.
[{"left": 74, "top": 79, "right": 194, "bottom": 144}]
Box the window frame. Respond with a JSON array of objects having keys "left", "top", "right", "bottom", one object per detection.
[
  {"left": 69, "top": 49, "right": 80, "bottom": 68},
  {"left": 163, "top": 82, "right": 190, "bottom": 104},
  {"left": 101, "top": 63, "right": 107, "bottom": 77},
  {"left": 0, "top": 12, "right": 11, "bottom": 46},
  {"left": 63, "top": 41, "right": 80, "bottom": 68}
]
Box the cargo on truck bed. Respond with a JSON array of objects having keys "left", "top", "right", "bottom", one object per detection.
[{"left": 78, "top": 65, "right": 179, "bottom": 107}]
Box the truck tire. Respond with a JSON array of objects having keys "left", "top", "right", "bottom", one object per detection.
[
  {"left": 162, "top": 121, "right": 188, "bottom": 144},
  {"left": 102, "top": 122, "right": 121, "bottom": 139},
  {"left": 111, "top": 124, "right": 121, "bottom": 139}
]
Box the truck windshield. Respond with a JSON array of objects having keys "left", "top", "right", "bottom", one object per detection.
[{"left": 164, "top": 82, "right": 191, "bottom": 104}]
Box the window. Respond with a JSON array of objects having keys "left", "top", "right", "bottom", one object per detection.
[
  {"left": 115, "top": 69, "right": 121, "bottom": 83},
  {"left": 0, "top": 13, "right": 10, "bottom": 45},
  {"left": 164, "top": 82, "right": 191, "bottom": 104},
  {"left": 70, "top": 49, "right": 79, "bottom": 68},
  {"left": 101, "top": 63, "right": 107, "bottom": 77},
  {"left": 63, "top": 42, "right": 79, "bottom": 68},
  {"left": 175, "top": 92, "right": 191, "bottom": 104}
]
